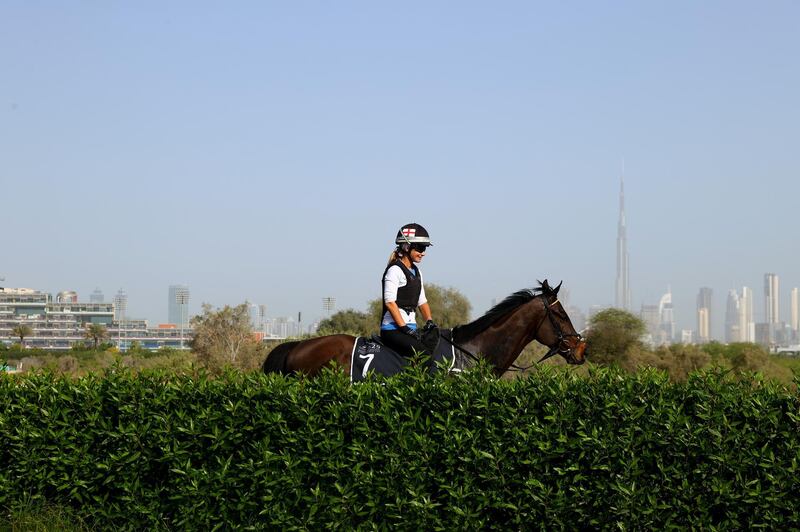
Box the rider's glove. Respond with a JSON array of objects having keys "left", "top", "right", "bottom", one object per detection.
[
  {"left": 400, "top": 325, "right": 420, "bottom": 340},
  {"left": 422, "top": 320, "right": 437, "bottom": 332}
]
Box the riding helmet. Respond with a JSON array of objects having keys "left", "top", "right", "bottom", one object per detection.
[{"left": 395, "top": 223, "right": 433, "bottom": 246}]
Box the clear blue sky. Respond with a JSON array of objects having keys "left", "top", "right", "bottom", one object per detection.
[{"left": 2, "top": 1, "right": 799, "bottom": 338}]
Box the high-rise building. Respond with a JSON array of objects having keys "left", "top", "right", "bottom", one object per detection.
[
  {"left": 696, "top": 287, "right": 713, "bottom": 343},
  {"left": 113, "top": 289, "right": 128, "bottom": 322},
  {"left": 791, "top": 287, "right": 799, "bottom": 340},
  {"left": 168, "top": 285, "right": 190, "bottom": 327},
  {"left": 615, "top": 178, "right": 631, "bottom": 310},
  {"left": 725, "top": 289, "right": 740, "bottom": 343},
  {"left": 764, "top": 273, "right": 780, "bottom": 343},
  {"left": 248, "top": 303, "right": 260, "bottom": 329},
  {"left": 640, "top": 304, "right": 660, "bottom": 346},
  {"left": 658, "top": 289, "right": 675, "bottom": 345},
  {"left": 739, "top": 286, "right": 754, "bottom": 343},
  {"left": 90, "top": 288, "right": 104, "bottom": 303},
  {"left": 764, "top": 273, "right": 779, "bottom": 323}
]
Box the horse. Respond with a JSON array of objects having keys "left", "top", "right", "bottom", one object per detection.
[{"left": 262, "top": 279, "right": 587, "bottom": 378}]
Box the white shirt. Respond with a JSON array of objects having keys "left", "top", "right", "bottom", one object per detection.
[{"left": 381, "top": 264, "right": 427, "bottom": 330}]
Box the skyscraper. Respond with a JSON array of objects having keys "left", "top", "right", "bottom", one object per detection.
[
  {"left": 168, "top": 285, "right": 190, "bottom": 327},
  {"left": 90, "top": 288, "right": 104, "bottom": 303},
  {"left": 696, "top": 287, "right": 713, "bottom": 343},
  {"left": 640, "top": 304, "right": 660, "bottom": 346},
  {"left": 764, "top": 273, "right": 779, "bottom": 343},
  {"left": 658, "top": 289, "right": 675, "bottom": 345},
  {"left": 113, "top": 289, "right": 128, "bottom": 322},
  {"left": 739, "top": 286, "right": 754, "bottom": 343},
  {"left": 725, "top": 289, "right": 740, "bottom": 343},
  {"left": 615, "top": 177, "right": 630, "bottom": 310},
  {"left": 791, "top": 287, "right": 798, "bottom": 341},
  {"left": 764, "top": 273, "right": 780, "bottom": 324}
]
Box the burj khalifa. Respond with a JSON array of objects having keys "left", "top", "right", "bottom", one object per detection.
[{"left": 615, "top": 178, "right": 631, "bottom": 310}]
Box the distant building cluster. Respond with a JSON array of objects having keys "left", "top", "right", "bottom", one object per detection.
[
  {"left": 248, "top": 303, "right": 315, "bottom": 338},
  {"left": 612, "top": 176, "right": 797, "bottom": 349},
  {"left": 0, "top": 286, "right": 190, "bottom": 351},
  {"left": 0, "top": 275, "right": 320, "bottom": 351}
]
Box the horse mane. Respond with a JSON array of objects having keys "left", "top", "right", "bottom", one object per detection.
[{"left": 454, "top": 284, "right": 550, "bottom": 342}]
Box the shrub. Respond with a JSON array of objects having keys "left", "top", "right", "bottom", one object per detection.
[{"left": 1, "top": 367, "right": 799, "bottom": 529}]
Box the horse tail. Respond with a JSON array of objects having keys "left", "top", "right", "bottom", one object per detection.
[{"left": 262, "top": 341, "right": 300, "bottom": 375}]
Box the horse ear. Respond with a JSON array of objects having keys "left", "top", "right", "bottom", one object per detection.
[
  {"left": 554, "top": 281, "right": 562, "bottom": 295},
  {"left": 540, "top": 279, "right": 550, "bottom": 292}
]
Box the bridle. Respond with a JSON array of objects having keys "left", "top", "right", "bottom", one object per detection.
[{"left": 534, "top": 295, "right": 585, "bottom": 365}]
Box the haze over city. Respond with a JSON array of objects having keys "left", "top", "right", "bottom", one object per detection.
[{"left": 2, "top": 2, "right": 798, "bottom": 339}]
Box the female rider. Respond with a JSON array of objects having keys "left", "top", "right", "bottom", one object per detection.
[{"left": 380, "top": 223, "right": 438, "bottom": 358}]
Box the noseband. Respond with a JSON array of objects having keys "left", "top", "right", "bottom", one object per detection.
[{"left": 536, "top": 295, "right": 584, "bottom": 363}]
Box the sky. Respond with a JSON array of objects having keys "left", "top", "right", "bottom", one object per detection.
[{"left": 2, "top": 1, "right": 799, "bottom": 338}]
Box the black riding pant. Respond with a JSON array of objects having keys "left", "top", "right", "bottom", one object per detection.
[{"left": 380, "top": 329, "right": 430, "bottom": 358}]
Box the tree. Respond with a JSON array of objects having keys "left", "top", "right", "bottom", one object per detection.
[
  {"left": 84, "top": 323, "right": 109, "bottom": 350},
  {"left": 11, "top": 324, "right": 33, "bottom": 347},
  {"left": 317, "top": 309, "right": 373, "bottom": 336},
  {"left": 365, "top": 283, "right": 473, "bottom": 330},
  {"left": 190, "top": 303, "right": 265, "bottom": 371},
  {"left": 653, "top": 344, "right": 711, "bottom": 381},
  {"left": 421, "top": 284, "right": 472, "bottom": 328},
  {"left": 586, "top": 308, "right": 646, "bottom": 365},
  {"left": 727, "top": 343, "right": 769, "bottom": 372}
]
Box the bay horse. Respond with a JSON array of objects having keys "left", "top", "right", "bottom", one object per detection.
[{"left": 262, "top": 280, "right": 587, "bottom": 378}]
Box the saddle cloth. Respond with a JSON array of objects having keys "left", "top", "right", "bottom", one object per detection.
[{"left": 350, "top": 329, "right": 468, "bottom": 383}]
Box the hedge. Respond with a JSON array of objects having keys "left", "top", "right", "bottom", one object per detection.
[{"left": 1, "top": 366, "right": 799, "bottom": 530}]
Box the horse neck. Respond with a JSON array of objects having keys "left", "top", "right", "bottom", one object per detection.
[{"left": 462, "top": 298, "right": 545, "bottom": 372}]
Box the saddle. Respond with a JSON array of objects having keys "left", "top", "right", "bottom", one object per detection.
[{"left": 350, "top": 329, "right": 468, "bottom": 382}]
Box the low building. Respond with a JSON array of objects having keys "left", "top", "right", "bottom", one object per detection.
[{"left": 1, "top": 287, "right": 191, "bottom": 351}]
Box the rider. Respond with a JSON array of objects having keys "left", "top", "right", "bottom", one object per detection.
[{"left": 380, "top": 223, "right": 438, "bottom": 358}]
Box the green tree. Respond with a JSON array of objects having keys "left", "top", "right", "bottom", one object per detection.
[
  {"left": 653, "top": 344, "right": 711, "bottom": 381},
  {"left": 11, "top": 324, "right": 33, "bottom": 347},
  {"left": 421, "top": 284, "right": 472, "bottom": 328},
  {"left": 727, "top": 343, "right": 769, "bottom": 372},
  {"left": 317, "top": 309, "right": 373, "bottom": 336},
  {"left": 189, "top": 303, "right": 265, "bottom": 372},
  {"left": 586, "top": 308, "right": 646, "bottom": 365},
  {"left": 365, "top": 283, "right": 473, "bottom": 329},
  {"left": 84, "top": 323, "right": 109, "bottom": 350}
]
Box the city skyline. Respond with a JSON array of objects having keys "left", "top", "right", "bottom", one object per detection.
[
  {"left": 3, "top": 263, "right": 799, "bottom": 345},
  {"left": 2, "top": 3, "right": 799, "bottom": 337}
]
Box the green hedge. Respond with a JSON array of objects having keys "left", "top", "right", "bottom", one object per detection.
[{"left": 1, "top": 366, "right": 799, "bottom": 530}]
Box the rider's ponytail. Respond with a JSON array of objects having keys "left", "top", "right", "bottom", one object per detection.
[{"left": 387, "top": 246, "right": 405, "bottom": 265}]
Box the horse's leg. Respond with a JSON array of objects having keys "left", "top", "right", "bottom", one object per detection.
[{"left": 285, "top": 334, "right": 356, "bottom": 376}]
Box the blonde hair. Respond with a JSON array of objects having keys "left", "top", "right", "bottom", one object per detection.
[{"left": 387, "top": 247, "right": 403, "bottom": 266}]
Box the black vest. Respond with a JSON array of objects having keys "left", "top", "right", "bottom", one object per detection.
[{"left": 382, "top": 260, "right": 422, "bottom": 316}]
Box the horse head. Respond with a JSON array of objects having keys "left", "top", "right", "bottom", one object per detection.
[{"left": 535, "top": 280, "right": 587, "bottom": 365}]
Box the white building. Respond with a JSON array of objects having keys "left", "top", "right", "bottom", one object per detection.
[{"left": 739, "top": 286, "right": 755, "bottom": 343}]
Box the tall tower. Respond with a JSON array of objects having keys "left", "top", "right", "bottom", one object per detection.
[
  {"left": 113, "top": 289, "right": 128, "bottom": 322},
  {"left": 791, "top": 287, "right": 799, "bottom": 341},
  {"left": 168, "top": 285, "right": 190, "bottom": 327},
  {"left": 740, "top": 286, "right": 754, "bottom": 343},
  {"left": 764, "top": 273, "right": 779, "bottom": 324},
  {"left": 764, "top": 273, "right": 779, "bottom": 343},
  {"left": 615, "top": 177, "right": 631, "bottom": 310},
  {"left": 90, "top": 288, "right": 104, "bottom": 303},
  {"left": 658, "top": 288, "right": 674, "bottom": 345},
  {"left": 696, "top": 287, "right": 713, "bottom": 343},
  {"left": 725, "top": 289, "right": 740, "bottom": 343}
]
